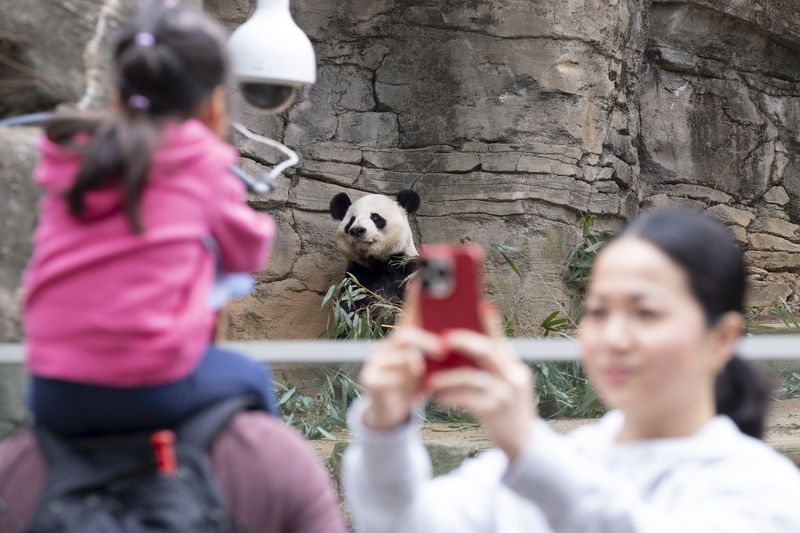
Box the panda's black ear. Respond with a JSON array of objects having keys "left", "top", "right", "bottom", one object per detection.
[
  {"left": 330, "top": 193, "right": 352, "bottom": 220},
  {"left": 397, "top": 189, "right": 420, "bottom": 214}
]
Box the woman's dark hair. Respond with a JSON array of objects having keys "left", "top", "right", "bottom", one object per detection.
[
  {"left": 618, "top": 208, "right": 771, "bottom": 439},
  {"left": 47, "top": 1, "right": 229, "bottom": 232}
]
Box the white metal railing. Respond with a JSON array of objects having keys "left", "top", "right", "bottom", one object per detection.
[{"left": 0, "top": 335, "right": 798, "bottom": 365}]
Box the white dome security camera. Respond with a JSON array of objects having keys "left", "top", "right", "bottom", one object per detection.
[
  {"left": 227, "top": 0, "right": 317, "bottom": 194},
  {"left": 228, "top": 0, "right": 316, "bottom": 113}
]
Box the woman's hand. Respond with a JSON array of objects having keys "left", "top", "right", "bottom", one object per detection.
[
  {"left": 360, "top": 285, "right": 443, "bottom": 430},
  {"left": 427, "top": 302, "right": 536, "bottom": 462}
]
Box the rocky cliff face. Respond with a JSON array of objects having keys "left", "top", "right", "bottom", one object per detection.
[
  {"left": 1, "top": 0, "right": 799, "bottom": 342},
  {"left": 641, "top": 0, "right": 800, "bottom": 305},
  {"left": 0, "top": 0, "right": 138, "bottom": 340},
  {"left": 213, "top": 0, "right": 650, "bottom": 337},
  {"left": 215, "top": 0, "right": 800, "bottom": 336}
]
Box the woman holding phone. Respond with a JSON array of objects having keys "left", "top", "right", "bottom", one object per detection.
[{"left": 342, "top": 208, "right": 800, "bottom": 533}]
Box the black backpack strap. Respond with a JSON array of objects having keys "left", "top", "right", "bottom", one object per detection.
[
  {"left": 176, "top": 394, "right": 261, "bottom": 451},
  {"left": 32, "top": 426, "right": 155, "bottom": 509},
  {"left": 34, "top": 426, "right": 75, "bottom": 467}
]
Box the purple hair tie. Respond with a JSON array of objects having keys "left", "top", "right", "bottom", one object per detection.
[
  {"left": 128, "top": 95, "right": 150, "bottom": 110},
  {"left": 134, "top": 32, "right": 156, "bottom": 47}
]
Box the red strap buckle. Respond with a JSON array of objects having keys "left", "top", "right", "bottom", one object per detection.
[{"left": 150, "top": 430, "right": 177, "bottom": 475}]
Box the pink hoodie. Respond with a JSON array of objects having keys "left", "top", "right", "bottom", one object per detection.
[{"left": 23, "top": 119, "right": 275, "bottom": 387}]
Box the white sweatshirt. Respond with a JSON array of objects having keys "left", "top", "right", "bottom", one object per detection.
[{"left": 342, "top": 398, "right": 800, "bottom": 533}]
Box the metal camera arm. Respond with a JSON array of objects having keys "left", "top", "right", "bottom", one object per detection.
[{"left": 230, "top": 121, "right": 302, "bottom": 195}]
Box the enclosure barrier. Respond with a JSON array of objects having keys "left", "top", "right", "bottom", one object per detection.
[{"left": 0, "top": 335, "right": 798, "bottom": 365}]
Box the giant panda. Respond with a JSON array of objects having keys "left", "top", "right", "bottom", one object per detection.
[{"left": 329, "top": 189, "right": 421, "bottom": 305}]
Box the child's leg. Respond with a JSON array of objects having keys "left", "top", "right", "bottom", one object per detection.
[
  {"left": 29, "top": 347, "right": 279, "bottom": 437},
  {"left": 28, "top": 376, "right": 205, "bottom": 437},
  {"left": 183, "top": 345, "right": 280, "bottom": 416}
]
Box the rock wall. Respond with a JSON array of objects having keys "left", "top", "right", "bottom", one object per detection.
[
  {"left": 0, "top": 0, "right": 140, "bottom": 340},
  {"left": 0, "top": 0, "right": 97, "bottom": 116},
  {"left": 0, "top": 0, "right": 94, "bottom": 339},
  {"left": 641, "top": 0, "right": 800, "bottom": 306},
  {"left": 1, "top": 1, "right": 800, "bottom": 344},
  {"left": 212, "top": 0, "right": 650, "bottom": 337},
  {"left": 0, "top": 127, "right": 39, "bottom": 340}
]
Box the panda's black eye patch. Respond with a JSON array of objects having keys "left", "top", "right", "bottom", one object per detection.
[
  {"left": 370, "top": 213, "right": 386, "bottom": 229},
  {"left": 344, "top": 216, "right": 355, "bottom": 233}
]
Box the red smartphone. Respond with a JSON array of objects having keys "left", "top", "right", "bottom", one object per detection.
[{"left": 418, "top": 243, "right": 485, "bottom": 378}]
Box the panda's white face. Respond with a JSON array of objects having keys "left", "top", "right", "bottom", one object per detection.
[{"left": 335, "top": 194, "right": 418, "bottom": 265}]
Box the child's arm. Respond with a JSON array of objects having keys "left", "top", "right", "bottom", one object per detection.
[{"left": 209, "top": 169, "right": 276, "bottom": 274}]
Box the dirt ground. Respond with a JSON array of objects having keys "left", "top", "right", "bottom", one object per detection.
[
  {"left": 763, "top": 398, "right": 800, "bottom": 464},
  {"left": 310, "top": 398, "right": 800, "bottom": 465}
]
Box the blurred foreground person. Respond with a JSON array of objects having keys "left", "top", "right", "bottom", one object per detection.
[
  {"left": 0, "top": 409, "right": 347, "bottom": 533},
  {"left": 343, "top": 208, "right": 800, "bottom": 532}
]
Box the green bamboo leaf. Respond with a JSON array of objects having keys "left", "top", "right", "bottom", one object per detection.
[
  {"left": 278, "top": 387, "right": 296, "bottom": 404},
  {"left": 542, "top": 310, "right": 560, "bottom": 323},
  {"left": 584, "top": 241, "right": 605, "bottom": 254},
  {"left": 317, "top": 427, "right": 337, "bottom": 441},
  {"left": 321, "top": 284, "right": 336, "bottom": 308},
  {"left": 501, "top": 251, "right": 521, "bottom": 278}
]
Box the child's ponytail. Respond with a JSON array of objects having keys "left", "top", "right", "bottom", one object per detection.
[
  {"left": 63, "top": 110, "right": 161, "bottom": 232},
  {"left": 47, "top": 1, "right": 228, "bottom": 232}
]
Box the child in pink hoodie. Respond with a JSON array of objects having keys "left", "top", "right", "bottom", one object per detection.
[{"left": 23, "top": 1, "right": 278, "bottom": 436}]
